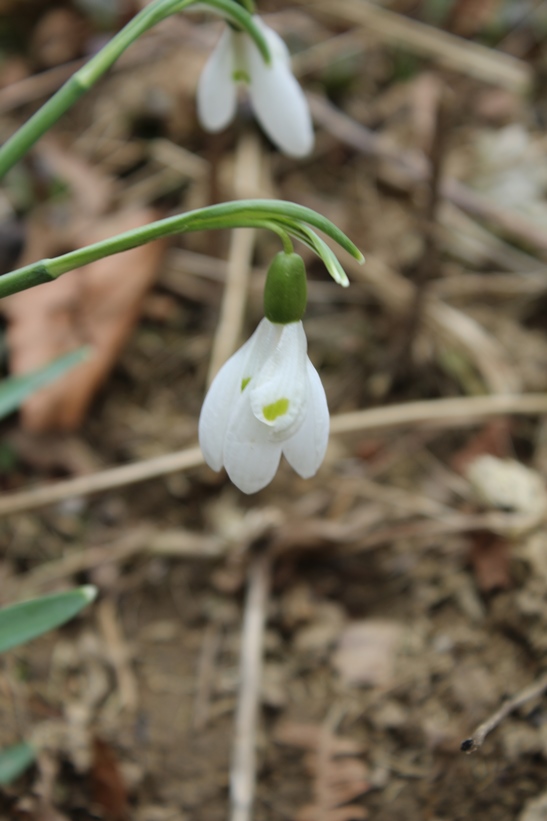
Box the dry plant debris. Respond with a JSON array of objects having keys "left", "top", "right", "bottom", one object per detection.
[{"left": 1, "top": 0, "right": 547, "bottom": 819}]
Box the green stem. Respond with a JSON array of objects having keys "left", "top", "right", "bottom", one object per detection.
[
  {"left": 0, "top": 200, "right": 363, "bottom": 298},
  {"left": 0, "top": 0, "right": 269, "bottom": 180},
  {"left": 262, "top": 221, "right": 294, "bottom": 255}
]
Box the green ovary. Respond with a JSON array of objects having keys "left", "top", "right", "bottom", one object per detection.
[
  {"left": 263, "top": 398, "right": 290, "bottom": 421},
  {"left": 241, "top": 377, "right": 251, "bottom": 391}
]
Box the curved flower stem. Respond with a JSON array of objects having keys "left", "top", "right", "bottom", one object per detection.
[
  {"left": 0, "top": 200, "right": 363, "bottom": 299},
  {"left": 262, "top": 221, "right": 294, "bottom": 256},
  {"left": 0, "top": 0, "right": 269, "bottom": 180}
]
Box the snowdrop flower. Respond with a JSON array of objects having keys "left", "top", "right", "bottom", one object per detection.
[
  {"left": 199, "top": 253, "right": 328, "bottom": 493},
  {"left": 197, "top": 17, "right": 313, "bottom": 158}
]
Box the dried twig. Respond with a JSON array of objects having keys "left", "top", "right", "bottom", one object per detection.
[
  {"left": 461, "top": 671, "right": 547, "bottom": 753},
  {"left": 230, "top": 552, "right": 271, "bottom": 821},
  {"left": 4, "top": 526, "right": 225, "bottom": 602},
  {"left": 207, "top": 132, "right": 263, "bottom": 384},
  {"left": 0, "top": 395, "right": 546, "bottom": 517},
  {"left": 97, "top": 597, "right": 139, "bottom": 713},
  {"left": 394, "top": 79, "right": 449, "bottom": 377},
  {"left": 346, "top": 254, "right": 520, "bottom": 393},
  {"left": 309, "top": 94, "right": 547, "bottom": 259},
  {"left": 193, "top": 624, "right": 222, "bottom": 731},
  {"left": 299, "top": 0, "right": 532, "bottom": 92},
  {"left": 0, "top": 445, "right": 203, "bottom": 517}
]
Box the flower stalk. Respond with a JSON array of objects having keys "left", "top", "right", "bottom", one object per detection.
[
  {"left": 0, "top": 200, "right": 363, "bottom": 300},
  {"left": 0, "top": 0, "right": 269, "bottom": 180}
]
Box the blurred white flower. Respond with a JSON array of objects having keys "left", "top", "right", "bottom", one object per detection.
[
  {"left": 199, "top": 318, "right": 329, "bottom": 493},
  {"left": 197, "top": 17, "right": 313, "bottom": 158}
]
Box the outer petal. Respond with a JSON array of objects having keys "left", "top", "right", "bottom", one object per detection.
[
  {"left": 198, "top": 319, "right": 281, "bottom": 472},
  {"left": 198, "top": 341, "right": 251, "bottom": 470},
  {"left": 240, "top": 318, "right": 282, "bottom": 384},
  {"left": 244, "top": 22, "right": 314, "bottom": 158},
  {"left": 197, "top": 28, "right": 238, "bottom": 132},
  {"left": 223, "top": 391, "right": 282, "bottom": 493},
  {"left": 282, "top": 360, "right": 329, "bottom": 478},
  {"left": 250, "top": 321, "right": 308, "bottom": 441}
]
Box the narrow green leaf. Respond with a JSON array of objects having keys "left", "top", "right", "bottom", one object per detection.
[
  {"left": 0, "top": 742, "right": 35, "bottom": 785},
  {"left": 0, "top": 586, "right": 97, "bottom": 654},
  {"left": 0, "top": 348, "right": 89, "bottom": 422}
]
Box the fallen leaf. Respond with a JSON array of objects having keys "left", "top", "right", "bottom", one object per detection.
[
  {"left": 466, "top": 455, "right": 547, "bottom": 523},
  {"left": 4, "top": 208, "right": 166, "bottom": 431},
  {"left": 332, "top": 620, "right": 403, "bottom": 688},
  {"left": 275, "top": 722, "right": 364, "bottom": 755},
  {"left": 451, "top": 419, "right": 511, "bottom": 475},
  {"left": 90, "top": 737, "right": 129, "bottom": 821},
  {"left": 470, "top": 532, "right": 512, "bottom": 593},
  {"left": 276, "top": 719, "right": 370, "bottom": 821}
]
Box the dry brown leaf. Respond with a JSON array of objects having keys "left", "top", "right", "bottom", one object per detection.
[
  {"left": 304, "top": 755, "right": 370, "bottom": 805},
  {"left": 275, "top": 722, "right": 364, "bottom": 755},
  {"left": 4, "top": 208, "right": 166, "bottom": 431},
  {"left": 470, "top": 532, "right": 512, "bottom": 593},
  {"left": 451, "top": 419, "right": 511, "bottom": 475},
  {"left": 90, "top": 736, "right": 129, "bottom": 821},
  {"left": 332, "top": 620, "right": 403, "bottom": 688},
  {"left": 276, "top": 719, "right": 369, "bottom": 821}
]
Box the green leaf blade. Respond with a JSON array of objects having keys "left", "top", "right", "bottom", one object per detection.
[
  {"left": 0, "top": 348, "right": 89, "bottom": 422},
  {"left": 0, "top": 586, "right": 97, "bottom": 655},
  {"left": 0, "top": 742, "right": 35, "bottom": 786}
]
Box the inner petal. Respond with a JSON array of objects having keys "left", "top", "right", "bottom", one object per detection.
[
  {"left": 263, "top": 397, "right": 289, "bottom": 421},
  {"left": 250, "top": 321, "right": 308, "bottom": 440}
]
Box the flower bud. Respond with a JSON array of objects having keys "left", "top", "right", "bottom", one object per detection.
[{"left": 264, "top": 252, "right": 307, "bottom": 324}]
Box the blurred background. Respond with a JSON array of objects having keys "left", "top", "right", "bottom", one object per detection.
[{"left": 1, "top": 0, "right": 547, "bottom": 818}]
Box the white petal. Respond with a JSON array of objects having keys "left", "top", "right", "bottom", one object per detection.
[
  {"left": 199, "top": 338, "right": 253, "bottom": 471},
  {"left": 197, "top": 28, "right": 238, "bottom": 132},
  {"left": 254, "top": 17, "right": 291, "bottom": 66},
  {"left": 198, "top": 319, "right": 282, "bottom": 472},
  {"left": 240, "top": 317, "right": 282, "bottom": 382},
  {"left": 244, "top": 22, "right": 314, "bottom": 157},
  {"left": 250, "top": 321, "right": 308, "bottom": 440},
  {"left": 223, "top": 391, "right": 282, "bottom": 493},
  {"left": 283, "top": 360, "right": 329, "bottom": 478}
]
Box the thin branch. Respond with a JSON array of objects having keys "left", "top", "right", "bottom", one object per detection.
[
  {"left": 97, "top": 597, "right": 139, "bottom": 713},
  {"left": 299, "top": 0, "right": 531, "bottom": 92},
  {"left": 0, "top": 444, "right": 204, "bottom": 516},
  {"left": 394, "top": 79, "right": 449, "bottom": 378},
  {"left": 230, "top": 552, "right": 271, "bottom": 821},
  {"left": 309, "top": 94, "right": 547, "bottom": 260},
  {"left": 462, "top": 671, "right": 547, "bottom": 753},
  {"left": 0, "top": 394, "right": 546, "bottom": 517},
  {"left": 207, "top": 132, "right": 262, "bottom": 385},
  {"left": 193, "top": 624, "right": 222, "bottom": 731}
]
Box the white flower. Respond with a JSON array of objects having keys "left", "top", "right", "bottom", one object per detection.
[
  {"left": 199, "top": 318, "right": 329, "bottom": 493},
  {"left": 197, "top": 17, "right": 314, "bottom": 158}
]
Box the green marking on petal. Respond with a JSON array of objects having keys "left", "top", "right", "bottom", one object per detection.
[
  {"left": 232, "top": 70, "right": 251, "bottom": 83},
  {"left": 263, "top": 398, "right": 289, "bottom": 421},
  {"left": 241, "top": 377, "right": 251, "bottom": 392}
]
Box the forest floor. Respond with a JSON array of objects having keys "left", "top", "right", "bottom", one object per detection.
[{"left": 1, "top": 0, "right": 547, "bottom": 818}]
